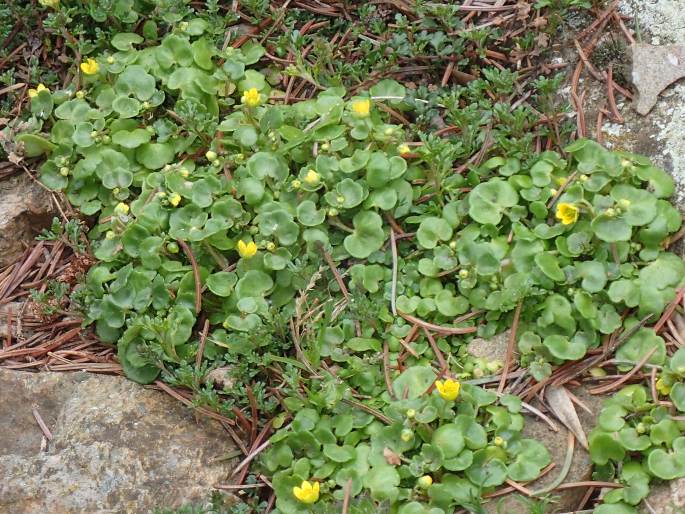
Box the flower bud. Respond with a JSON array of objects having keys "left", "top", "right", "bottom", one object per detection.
[{"left": 417, "top": 476, "right": 433, "bottom": 489}]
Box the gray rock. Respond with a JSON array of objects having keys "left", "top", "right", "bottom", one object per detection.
[
  {"left": 467, "top": 330, "right": 511, "bottom": 363},
  {"left": 0, "top": 369, "right": 237, "bottom": 513},
  {"left": 484, "top": 387, "right": 603, "bottom": 514},
  {"left": 643, "top": 478, "right": 685, "bottom": 514},
  {"left": 0, "top": 173, "right": 55, "bottom": 267},
  {"left": 632, "top": 44, "right": 685, "bottom": 115}
]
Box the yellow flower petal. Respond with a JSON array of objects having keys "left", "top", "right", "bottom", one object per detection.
[
  {"left": 555, "top": 202, "right": 579, "bottom": 225},
  {"left": 80, "top": 58, "right": 99, "bottom": 75},
  {"left": 304, "top": 169, "right": 320, "bottom": 185},
  {"left": 237, "top": 240, "right": 257, "bottom": 259},
  {"left": 169, "top": 193, "right": 182, "bottom": 207},
  {"left": 435, "top": 378, "right": 460, "bottom": 401},
  {"left": 241, "top": 88, "right": 262, "bottom": 107},
  {"left": 114, "top": 202, "right": 129, "bottom": 216},
  {"left": 28, "top": 84, "right": 48, "bottom": 98},
  {"left": 293, "top": 480, "right": 319, "bottom": 504},
  {"left": 351, "top": 98, "right": 371, "bottom": 118}
]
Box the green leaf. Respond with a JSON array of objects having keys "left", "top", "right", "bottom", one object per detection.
[
  {"left": 206, "top": 272, "right": 238, "bottom": 297},
  {"left": 576, "top": 260, "right": 606, "bottom": 292},
  {"left": 16, "top": 133, "right": 56, "bottom": 157},
  {"left": 465, "top": 450, "right": 507, "bottom": 488},
  {"left": 535, "top": 252, "right": 565, "bottom": 281},
  {"left": 616, "top": 328, "right": 666, "bottom": 368},
  {"left": 112, "top": 95, "right": 141, "bottom": 118},
  {"left": 417, "top": 217, "right": 453, "bottom": 249},
  {"left": 366, "top": 465, "right": 400, "bottom": 502},
  {"left": 370, "top": 79, "right": 405, "bottom": 103},
  {"left": 648, "top": 448, "right": 685, "bottom": 479},
  {"left": 344, "top": 211, "right": 385, "bottom": 259},
  {"left": 543, "top": 334, "right": 586, "bottom": 360},
  {"left": 636, "top": 165, "right": 675, "bottom": 198},
  {"left": 592, "top": 214, "right": 631, "bottom": 242},
  {"left": 391, "top": 366, "right": 436, "bottom": 399},
  {"left": 136, "top": 143, "right": 175, "bottom": 169},
  {"left": 468, "top": 179, "right": 519, "bottom": 225},
  {"left": 610, "top": 184, "right": 658, "bottom": 226},
  {"left": 112, "top": 128, "right": 152, "bottom": 149},
  {"left": 111, "top": 32, "right": 144, "bottom": 51},
  {"left": 589, "top": 431, "right": 625, "bottom": 465},
  {"left": 296, "top": 200, "right": 325, "bottom": 227},
  {"left": 432, "top": 424, "right": 466, "bottom": 458},
  {"left": 593, "top": 503, "right": 639, "bottom": 514},
  {"left": 322, "top": 444, "right": 355, "bottom": 463}
]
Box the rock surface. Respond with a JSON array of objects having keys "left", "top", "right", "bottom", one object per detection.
[
  {"left": 484, "top": 387, "right": 603, "bottom": 514},
  {"left": 0, "top": 369, "right": 236, "bottom": 514},
  {"left": 632, "top": 43, "right": 685, "bottom": 115},
  {"left": 0, "top": 172, "right": 55, "bottom": 267},
  {"left": 643, "top": 478, "right": 685, "bottom": 513},
  {"left": 467, "top": 330, "right": 510, "bottom": 363}
]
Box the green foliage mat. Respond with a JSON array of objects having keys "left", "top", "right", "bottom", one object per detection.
[{"left": 8, "top": 7, "right": 685, "bottom": 514}]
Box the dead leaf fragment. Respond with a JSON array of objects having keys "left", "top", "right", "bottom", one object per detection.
[
  {"left": 383, "top": 447, "right": 401, "bottom": 466},
  {"left": 545, "top": 385, "right": 589, "bottom": 450}
]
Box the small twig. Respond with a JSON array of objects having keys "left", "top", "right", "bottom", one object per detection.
[
  {"left": 531, "top": 432, "right": 575, "bottom": 496},
  {"left": 177, "top": 239, "right": 201, "bottom": 314},
  {"left": 195, "top": 319, "right": 210, "bottom": 372},
  {"left": 397, "top": 312, "right": 477, "bottom": 335},
  {"left": 231, "top": 439, "right": 271, "bottom": 477},
  {"left": 32, "top": 407, "right": 53, "bottom": 441},
  {"left": 342, "top": 398, "right": 392, "bottom": 424},
  {"left": 383, "top": 342, "right": 395, "bottom": 399},
  {"left": 215, "top": 483, "right": 266, "bottom": 490},
  {"left": 317, "top": 242, "right": 350, "bottom": 303},
  {"left": 342, "top": 478, "right": 352, "bottom": 514},
  {"left": 505, "top": 478, "right": 533, "bottom": 497},
  {"left": 398, "top": 325, "right": 419, "bottom": 358},
  {"left": 589, "top": 346, "right": 657, "bottom": 394},
  {"left": 390, "top": 229, "right": 398, "bottom": 316},
  {"left": 607, "top": 65, "right": 624, "bottom": 123},
  {"left": 498, "top": 301, "right": 522, "bottom": 393},
  {"left": 423, "top": 327, "right": 448, "bottom": 372}
]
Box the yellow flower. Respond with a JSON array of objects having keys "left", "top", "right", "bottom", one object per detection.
[
  {"left": 237, "top": 240, "right": 257, "bottom": 259},
  {"left": 417, "top": 475, "right": 433, "bottom": 489},
  {"left": 351, "top": 98, "right": 371, "bottom": 118},
  {"left": 28, "top": 84, "right": 48, "bottom": 98},
  {"left": 656, "top": 378, "right": 671, "bottom": 396},
  {"left": 304, "top": 169, "right": 320, "bottom": 185},
  {"left": 241, "top": 88, "right": 262, "bottom": 107},
  {"left": 169, "top": 193, "right": 182, "bottom": 207},
  {"left": 80, "top": 58, "right": 99, "bottom": 75},
  {"left": 435, "top": 378, "right": 461, "bottom": 401},
  {"left": 555, "top": 202, "right": 579, "bottom": 225},
  {"left": 398, "top": 144, "right": 411, "bottom": 156},
  {"left": 38, "top": 0, "right": 59, "bottom": 8},
  {"left": 293, "top": 480, "right": 319, "bottom": 504},
  {"left": 114, "top": 202, "right": 129, "bottom": 216}
]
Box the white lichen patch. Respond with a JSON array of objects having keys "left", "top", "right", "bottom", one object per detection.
[
  {"left": 607, "top": 1, "right": 685, "bottom": 206},
  {"left": 620, "top": 0, "right": 685, "bottom": 45}
]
